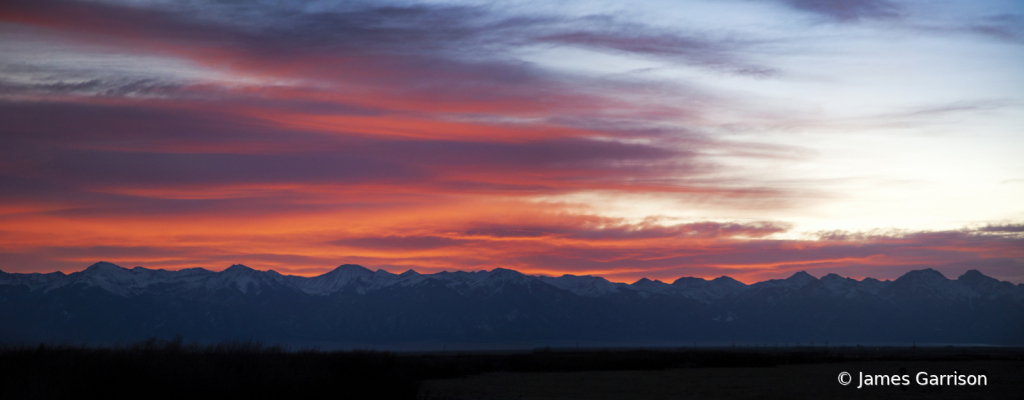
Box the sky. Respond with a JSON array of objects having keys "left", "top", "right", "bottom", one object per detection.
[{"left": 0, "top": 0, "right": 1022, "bottom": 284}]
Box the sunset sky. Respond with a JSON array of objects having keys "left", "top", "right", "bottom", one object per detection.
[{"left": 1, "top": 0, "right": 1022, "bottom": 283}]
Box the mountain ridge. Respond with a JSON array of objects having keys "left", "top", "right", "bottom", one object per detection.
[
  {"left": 3, "top": 262, "right": 1023, "bottom": 303},
  {"left": 2, "top": 262, "right": 1022, "bottom": 345}
]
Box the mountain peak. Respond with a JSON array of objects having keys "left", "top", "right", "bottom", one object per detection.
[
  {"left": 630, "top": 278, "right": 672, "bottom": 294},
  {"left": 909, "top": 268, "right": 945, "bottom": 277},
  {"left": 487, "top": 268, "right": 526, "bottom": 278},
  {"left": 672, "top": 276, "right": 707, "bottom": 286},
  {"left": 785, "top": 271, "right": 817, "bottom": 286},
  {"left": 85, "top": 261, "right": 123, "bottom": 272},
  {"left": 712, "top": 276, "right": 743, "bottom": 285},
  {"left": 787, "top": 270, "right": 814, "bottom": 279},
  {"left": 485, "top": 268, "right": 528, "bottom": 282},
  {"left": 898, "top": 268, "right": 949, "bottom": 284},
  {"left": 958, "top": 269, "right": 988, "bottom": 281},
  {"left": 331, "top": 264, "right": 372, "bottom": 273},
  {"left": 324, "top": 264, "right": 375, "bottom": 280},
  {"left": 224, "top": 264, "right": 254, "bottom": 272},
  {"left": 954, "top": 269, "right": 1015, "bottom": 296},
  {"left": 538, "top": 274, "right": 620, "bottom": 297}
]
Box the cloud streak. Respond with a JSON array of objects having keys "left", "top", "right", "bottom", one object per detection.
[{"left": 774, "top": 0, "right": 902, "bottom": 22}]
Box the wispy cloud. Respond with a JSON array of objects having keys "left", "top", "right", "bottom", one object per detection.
[{"left": 773, "top": 0, "right": 902, "bottom": 22}]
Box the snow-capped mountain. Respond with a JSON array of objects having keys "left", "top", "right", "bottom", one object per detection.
[
  {"left": 878, "top": 268, "right": 983, "bottom": 302},
  {"left": 668, "top": 276, "right": 748, "bottom": 303},
  {"left": 287, "top": 264, "right": 388, "bottom": 295},
  {"left": 537, "top": 274, "right": 623, "bottom": 297},
  {"left": 2, "top": 262, "right": 1022, "bottom": 345},
  {"left": 820, "top": 273, "right": 887, "bottom": 298}
]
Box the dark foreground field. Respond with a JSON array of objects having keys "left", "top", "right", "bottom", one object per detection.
[{"left": 1, "top": 340, "right": 1021, "bottom": 399}]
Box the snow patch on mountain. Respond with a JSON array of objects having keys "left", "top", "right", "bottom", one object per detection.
[
  {"left": 667, "top": 276, "right": 749, "bottom": 303},
  {"left": 628, "top": 278, "right": 673, "bottom": 294},
  {"left": 202, "top": 264, "right": 289, "bottom": 294},
  {"left": 288, "top": 264, "right": 376, "bottom": 295},
  {"left": 538, "top": 274, "right": 621, "bottom": 297},
  {"left": 820, "top": 273, "right": 889, "bottom": 298}
]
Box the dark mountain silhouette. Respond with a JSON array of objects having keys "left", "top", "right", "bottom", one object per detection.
[{"left": 2, "top": 262, "right": 1022, "bottom": 345}]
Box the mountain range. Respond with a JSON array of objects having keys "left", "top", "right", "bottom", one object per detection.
[{"left": 2, "top": 262, "right": 1022, "bottom": 346}]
